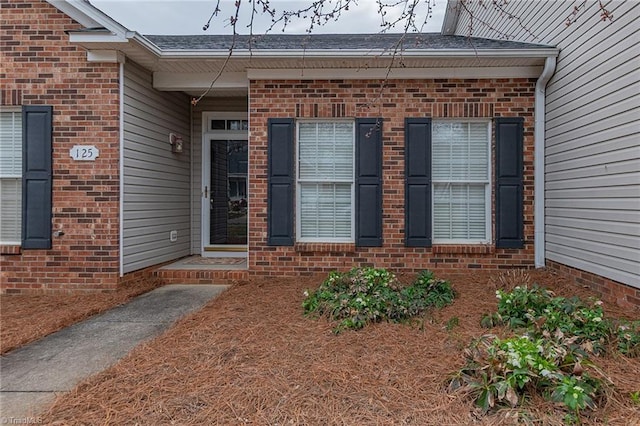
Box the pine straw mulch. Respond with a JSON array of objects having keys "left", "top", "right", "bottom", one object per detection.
[
  {"left": 40, "top": 269, "right": 640, "bottom": 425},
  {"left": 0, "top": 276, "right": 162, "bottom": 355}
]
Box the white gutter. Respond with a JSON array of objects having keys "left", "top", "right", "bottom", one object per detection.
[
  {"left": 118, "top": 60, "right": 125, "bottom": 277},
  {"left": 534, "top": 56, "right": 557, "bottom": 268},
  {"left": 189, "top": 103, "right": 194, "bottom": 256},
  {"left": 154, "top": 47, "right": 559, "bottom": 60}
]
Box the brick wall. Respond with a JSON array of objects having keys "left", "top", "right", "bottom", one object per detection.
[
  {"left": 248, "top": 78, "right": 537, "bottom": 276},
  {"left": 0, "top": 0, "right": 121, "bottom": 293},
  {"left": 547, "top": 260, "right": 640, "bottom": 311}
]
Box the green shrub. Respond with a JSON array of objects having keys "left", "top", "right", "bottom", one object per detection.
[
  {"left": 302, "top": 268, "right": 454, "bottom": 332},
  {"left": 458, "top": 283, "right": 638, "bottom": 421},
  {"left": 450, "top": 334, "right": 599, "bottom": 415},
  {"left": 551, "top": 374, "right": 598, "bottom": 413},
  {"left": 495, "top": 285, "right": 555, "bottom": 328},
  {"left": 493, "top": 286, "right": 612, "bottom": 355},
  {"left": 615, "top": 320, "right": 640, "bottom": 357},
  {"left": 400, "top": 270, "right": 455, "bottom": 314}
]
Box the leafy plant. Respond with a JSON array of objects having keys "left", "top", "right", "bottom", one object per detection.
[
  {"left": 450, "top": 334, "right": 599, "bottom": 416},
  {"left": 480, "top": 312, "right": 502, "bottom": 328},
  {"left": 615, "top": 320, "right": 640, "bottom": 357},
  {"left": 495, "top": 285, "right": 555, "bottom": 328},
  {"left": 493, "top": 286, "right": 613, "bottom": 355},
  {"left": 400, "top": 270, "right": 455, "bottom": 314},
  {"left": 551, "top": 374, "right": 598, "bottom": 412},
  {"left": 445, "top": 316, "right": 459, "bottom": 331},
  {"left": 303, "top": 268, "right": 454, "bottom": 332},
  {"left": 453, "top": 283, "right": 640, "bottom": 422}
]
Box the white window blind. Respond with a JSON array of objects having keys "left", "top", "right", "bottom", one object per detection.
[
  {"left": 432, "top": 121, "right": 490, "bottom": 243},
  {"left": 0, "top": 110, "right": 22, "bottom": 244},
  {"left": 298, "top": 122, "right": 354, "bottom": 241}
]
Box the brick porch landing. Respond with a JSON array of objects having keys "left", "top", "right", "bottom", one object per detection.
[{"left": 153, "top": 256, "right": 249, "bottom": 285}]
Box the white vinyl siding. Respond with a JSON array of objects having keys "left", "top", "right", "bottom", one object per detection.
[
  {"left": 432, "top": 121, "right": 490, "bottom": 243},
  {"left": 122, "top": 61, "right": 191, "bottom": 273},
  {"left": 0, "top": 109, "right": 22, "bottom": 244},
  {"left": 297, "top": 121, "right": 354, "bottom": 242},
  {"left": 451, "top": 0, "right": 640, "bottom": 287}
]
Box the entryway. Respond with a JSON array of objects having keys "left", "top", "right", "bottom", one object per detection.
[
  {"left": 201, "top": 113, "right": 248, "bottom": 258},
  {"left": 154, "top": 255, "right": 249, "bottom": 285}
]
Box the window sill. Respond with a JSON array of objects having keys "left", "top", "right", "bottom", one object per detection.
[
  {"left": 0, "top": 245, "right": 21, "bottom": 255},
  {"left": 432, "top": 245, "right": 494, "bottom": 255},
  {"left": 295, "top": 242, "right": 356, "bottom": 253}
]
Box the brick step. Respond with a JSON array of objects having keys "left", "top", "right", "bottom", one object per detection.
[{"left": 153, "top": 268, "right": 249, "bottom": 285}]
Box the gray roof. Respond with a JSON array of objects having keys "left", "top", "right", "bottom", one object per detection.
[{"left": 144, "top": 33, "right": 553, "bottom": 51}]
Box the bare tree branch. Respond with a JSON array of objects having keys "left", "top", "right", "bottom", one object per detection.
[{"left": 192, "top": 0, "right": 617, "bottom": 105}]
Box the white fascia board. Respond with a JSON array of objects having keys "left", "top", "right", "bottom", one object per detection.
[
  {"left": 157, "top": 48, "right": 559, "bottom": 60},
  {"left": 47, "top": 0, "right": 129, "bottom": 37},
  {"left": 153, "top": 72, "right": 248, "bottom": 91},
  {"left": 247, "top": 66, "right": 543, "bottom": 80},
  {"left": 46, "top": 0, "right": 102, "bottom": 28}
]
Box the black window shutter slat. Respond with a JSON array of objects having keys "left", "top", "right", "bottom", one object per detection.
[
  {"left": 267, "top": 118, "right": 295, "bottom": 246},
  {"left": 22, "top": 105, "right": 53, "bottom": 249},
  {"left": 495, "top": 117, "right": 524, "bottom": 249},
  {"left": 404, "top": 118, "right": 432, "bottom": 247},
  {"left": 355, "top": 118, "right": 383, "bottom": 247}
]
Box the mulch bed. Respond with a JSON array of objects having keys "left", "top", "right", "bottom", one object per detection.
[
  {"left": 33, "top": 269, "right": 639, "bottom": 425},
  {"left": 0, "top": 276, "right": 162, "bottom": 354}
]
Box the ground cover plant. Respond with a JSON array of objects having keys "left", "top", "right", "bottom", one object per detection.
[
  {"left": 453, "top": 284, "right": 640, "bottom": 424},
  {"left": 302, "top": 268, "right": 454, "bottom": 332},
  {"left": 6, "top": 269, "right": 635, "bottom": 425}
]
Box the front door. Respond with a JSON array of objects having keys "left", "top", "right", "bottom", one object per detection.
[{"left": 202, "top": 115, "right": 248, "bottom": 256}]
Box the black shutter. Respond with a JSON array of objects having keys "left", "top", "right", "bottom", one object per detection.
[
  {"left": 355, "top": 118, "right": 383, "bottom": 247},
  {"left": 267, "top": 118, "right": 295, "bottom": 245},
  {"left": 495, "top": 117, "right": 524, "bottom": 249},
  {"left": 404, "top": 118, "right": 432, "bottom": 247},
  {"left": 22, "top": 105, "right": 53, "bottom": 249}
]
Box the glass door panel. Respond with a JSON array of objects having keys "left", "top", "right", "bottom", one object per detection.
[{"left": 207, "top": 139, "right": 248, "bottom": 247}]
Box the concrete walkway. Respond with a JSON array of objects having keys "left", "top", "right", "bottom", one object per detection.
[{"left": 0, "top": 284, "right": 228, "bottom": 420}]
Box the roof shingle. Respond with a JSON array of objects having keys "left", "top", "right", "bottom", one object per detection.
[{"left": 144, "top": 33, "right": 553, "bottom": 51}]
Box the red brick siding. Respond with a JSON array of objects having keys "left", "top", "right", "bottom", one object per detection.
[
  {"left": 0, "top": 0, "right": 120, "bottom": 293},
  {"left": 248, "top": 78, "right": 537, "bottom": 276},
  {"left": 547, "top": 260, "right": 640, "bottom": 311}
]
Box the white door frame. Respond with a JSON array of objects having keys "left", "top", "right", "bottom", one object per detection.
[{"left": 201, "top": 112, "right": 248, "bottom": 257}]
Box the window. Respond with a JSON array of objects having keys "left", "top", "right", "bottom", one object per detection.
[
  {"left": 0, "top": 109, "right": 22, "bottom": 245},
  {"left": 432, "top": 121, "right": 490, "bottom": 243},
  {"left": 297, "top": 121, "right": 354, "bottom": 242}
]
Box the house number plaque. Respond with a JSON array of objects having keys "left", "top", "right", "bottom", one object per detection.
[{"left": 70, "top": 145, "right": 99, "bottom": 161}]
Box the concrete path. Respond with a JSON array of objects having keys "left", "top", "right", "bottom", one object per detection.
[{"left": 0, "top": 284, "right": 228, "bottom": 421}]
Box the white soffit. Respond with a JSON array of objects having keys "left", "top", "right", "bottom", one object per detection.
[
  {"left": 153, "top": 66, "right": 541, "bottom": 91},
  {"left": 153, "top": 72, "right": 248, "bottom": 91},
  {"left": 87, "top": 50, "right": 126, "bottom": 63}
]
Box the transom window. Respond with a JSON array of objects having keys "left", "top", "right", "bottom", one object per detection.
[
  {"left": 432, "top": 120, "right": 491, "bottom": 243},
  {"left": 297, "top": 121, "right": 355, "bottom": 242},
  {"left": 0, "top": 108, "right": 22, "bottom": 245}
]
